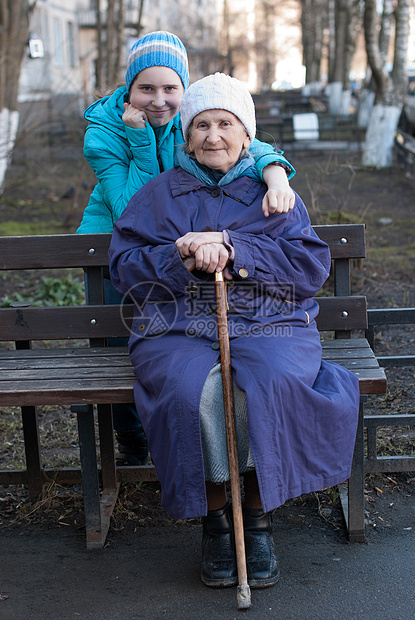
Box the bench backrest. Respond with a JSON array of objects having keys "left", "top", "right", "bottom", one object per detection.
[{"left": 0, "top": 224, "right": 367, "bottom": 344}]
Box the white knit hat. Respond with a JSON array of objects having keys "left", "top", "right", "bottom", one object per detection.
[{"left": 180, "top": 73, "right": 256, "bottom": 143}]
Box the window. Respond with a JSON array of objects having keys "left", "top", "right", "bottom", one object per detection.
[
  {"left": 67, "top": 22, "right": 75, "bottom": 67},
  {"left": 53, "top": 18, "right": 63, "bottom": 66}
]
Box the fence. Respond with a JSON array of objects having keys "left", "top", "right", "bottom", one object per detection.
[
  {"left": 364, "top": 307, "right": 415, "bottom": 474},
  {"left": 395, "top": 130, "right": 415, "bottom": 179}
]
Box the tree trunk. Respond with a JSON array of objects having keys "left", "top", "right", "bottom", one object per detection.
[
  {"left": 256, "top": 0, "right": 277, "bottom": 90},
  {"left": 0, "top": 0, "right": 32, "bottom": 192},
  {"left": 311, "top": 2, "right": 323, "bottom": 84},
  {"left": 343, "top": 0, "right": 361, "bottom": 91},
  {"left": 363, "top": 0, "right": 391, "bottom": 104},
  {"left": 95, "top": 0, "right": 126, "bottom": 92},
  {"left": 379, "top": 0, "right": 394, "bottom": 65},
  {"left": 363, "top": 104, "right": 402, "bottom": 167},
  {"left": 357, "top": 89, "right": 375, "bottom": 127},
  {"left": 327, "top": 0, "right": 346, "bottom": 115},
  {"left": 222, "top": 0, "right": 234, "bottom": 75},
  {"left": 390, "top": 0, "right": 410, "bottom": 104},
  {"left": 135, "top": 0, "right": 144, "bottom": 37},
  {"left": 362, "top": 0, "right": 410, "bottom": 168},
  {"left": 106, "top": 0, "right": 116, "bottom": 86},
  {"left": 115, "top": 0, "right": 124, "bottom": 77},
  {"left": 96, "top": 0, "right": 103, "bottom": 90},
  {"left": 327, "top": 0, "right": 360, "bottom": 116},
  {"left": 301, "top": 0, "right": 325, "bottom": 86},
  {"left": 327, "top": 0, "right": 336, "bottom": 82}
]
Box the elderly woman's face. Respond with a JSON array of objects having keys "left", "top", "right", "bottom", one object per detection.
[{"left": 188, "top": 110, "right": 250, "bottom": 174}]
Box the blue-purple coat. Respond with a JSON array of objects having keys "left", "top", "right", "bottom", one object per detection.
[{"left": 109, "top": 167, "right": 360, "bottom": 519}]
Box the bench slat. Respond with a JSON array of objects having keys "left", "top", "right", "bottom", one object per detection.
[
  {"left": 348, "top": 368, "right": 387, "bottom": 393},
  {"left": 321, "top": 339, "right": 369, "bottom": 349},
  {"left": 0, "top": 381, "right": 135, "bottom": 406},
  {"left": 2, "top": 341, "right": 381, "bottom": 363},
  {"left": 0, "top": 354, "right": 131, "bottom": 369},
  {"left": 3, "top": 358, "right": 378, "bottom": 373},
  {"left": 313, "top": 224, "right": 365, "bottom": 259},
  {"left": 329, "top": 358, "right": 380, "bottom": 369},
  {"left": 0, "top": 371, "right": 385, "bottom": 405},
  {"left": 0, "top": 305, "right": 131, "bottom": 340},
  {"left": 0, "top": 234, "right": 111, "bottom": 269},
  {"left": 321, "top": 347, "right": 375, "bottom": 360},
  {"left": 0, "top": 365, "right": 135, "bottom": 381},
  {"left": 0, "top": 339, "right": 386, "bottom": 407},
  {"left": 0, "top": 225, "right": 366, "bottom": 270},
  {"left": 0, "top": 296, "right": 368, "bottom": 341},
  {"left": 0, "top": 347, "right": 127, "bottom": 360},
  {"left": 316, "top": 296, "right": 368, "bottom": 330}
]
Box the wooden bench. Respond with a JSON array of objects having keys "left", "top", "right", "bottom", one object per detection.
[{"left": 0, "top": 225, "right": 386, "bottom": 547}]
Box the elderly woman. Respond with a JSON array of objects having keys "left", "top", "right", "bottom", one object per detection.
[{"left": 109, "top": 73, "right": 360, "bottom": 590}]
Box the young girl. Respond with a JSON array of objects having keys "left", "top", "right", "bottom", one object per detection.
[{"left": 77, "top": 31, "right": 296, "bottom": 466}]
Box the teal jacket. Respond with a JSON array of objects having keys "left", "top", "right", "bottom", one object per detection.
[{"left": 77, "top": 86, "right": 295, "bottom": 234}]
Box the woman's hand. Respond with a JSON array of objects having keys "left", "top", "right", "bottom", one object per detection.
[
  {"left": 175, "top": 231, "right": 224, "bottom": 258},
  {"left": 262, "top": 164, "right": 295, "bottom": 217},
  {"left": 122, "top": 102, "right": 148, "bottom": 129},
  {"left": 193, "top": 242, "right": 230, "bottom": 274},
  {"left": 176, "top": 232, "right": 233, "bottom": 279}
]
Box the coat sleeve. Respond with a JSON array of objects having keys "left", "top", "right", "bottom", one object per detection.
[
  {"left": 109, "top": 187, "right": 207, "bottom": 303},
  {"left": 83, "top": 124, "right": 157, "bottom": 223},
  {"left": 224, "top": 193, "right": 331, "bottom": 300},
  {"left": 248, "top": 139, "right": 296, "bottom": 180}
]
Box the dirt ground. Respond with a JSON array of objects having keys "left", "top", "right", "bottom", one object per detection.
[{"left": 0, "top": 123, "right": 414, "bottom": 589}]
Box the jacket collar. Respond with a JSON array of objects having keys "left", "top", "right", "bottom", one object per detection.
[
  {"left": 169, "top": 167, "right": 263, "bottom": 206},
  {"left": 85, "top": 87, "right": 183, "bottom": 143},
  {"left": 153, "top": 113, "right": 182, "bottom": 143}
]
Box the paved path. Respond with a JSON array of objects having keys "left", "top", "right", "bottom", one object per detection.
[{"left": 1, "top": 503, "right": 414, "bottom": 620}]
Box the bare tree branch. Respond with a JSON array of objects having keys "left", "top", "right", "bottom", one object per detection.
[{"left": 0, "top": 0, "right": 31, "bottom": 110}]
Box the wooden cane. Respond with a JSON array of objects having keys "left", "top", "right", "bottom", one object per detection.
[
  {"left": 184, "top": 258, "right": 251, "bottom": 608},
  {"left": 215, "top": 270, "right": 251, "bottom": 609}
]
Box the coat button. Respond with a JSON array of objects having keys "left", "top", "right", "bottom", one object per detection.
[
  {"left": 188, "top": 285, "right": 198, "bottom": 293},
  {"left": 238, "top": 268, "right": 249, "bottom": 278},
  {"left": 211, "top": 341, "right": 220, "bottom": 350},
  {"left": 211, "top": 188, "right": 220, "bottom": 197}
]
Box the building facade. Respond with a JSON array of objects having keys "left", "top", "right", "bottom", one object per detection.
[{"left": 18, "top": 0, "right": 220, "bottom": 116}]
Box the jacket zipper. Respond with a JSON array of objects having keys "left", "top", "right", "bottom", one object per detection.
[{"left": 155, "top": 136, "right": 164, "bottom": 173}]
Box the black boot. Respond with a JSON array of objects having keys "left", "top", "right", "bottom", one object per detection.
[
  {"left": 115, "top": 429, "right": 148, "bottom": 466},
  {"left": 243, "top": 506, "right": 279, "bottom": 588},
  {"left": 201, "top": 503, "right": 238, "bottom": 587}
]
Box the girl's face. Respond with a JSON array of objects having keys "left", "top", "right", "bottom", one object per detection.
[{"left": 129, "top": 66, "right": 184, "bottom": 127}]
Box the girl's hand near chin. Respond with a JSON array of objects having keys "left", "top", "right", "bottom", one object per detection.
[{"left": 122, "top": 103, "right": 148, "bottom": 129}]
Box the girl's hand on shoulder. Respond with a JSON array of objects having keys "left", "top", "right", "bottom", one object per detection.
[
  {"left": 262, "top": 163, "right": 295, "bottom": 217},
  {"left": 122, "top": 103, "right": 148, "bottom": 129},
  {"left": 262, "top": 184, "right": 295, "bottom": 217}
]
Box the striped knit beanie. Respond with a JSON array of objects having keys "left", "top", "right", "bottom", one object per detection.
[
  {"left": 180, "top": 73, "right": 256, "bottom": 143},
  {"left": 125, "top": 31, "right": 189, "bottom": 92}
]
